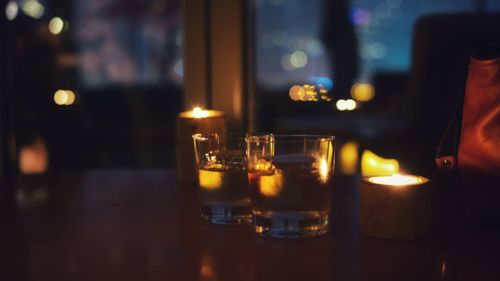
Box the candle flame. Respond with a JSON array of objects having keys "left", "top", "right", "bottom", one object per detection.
[
  {"left": 192, "top": 107, "right": 209, "bottom": 118},
  {"left": 368, "top": 173, "right": 424, "bottom": 186}
]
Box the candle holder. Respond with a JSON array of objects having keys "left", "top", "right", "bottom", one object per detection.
[
  {"left": 360, "top": 174, "right": 431, "bottom": 240},
  {"left": 176, "top": 108, "right": 226, "bottom": 184}
]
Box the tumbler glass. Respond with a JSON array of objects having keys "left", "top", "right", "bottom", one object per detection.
[
  {"left": 193, "top": 133, "right": 251, "bottom": 224},
  {"left": 246, "top": 134, "right": 335, "bottom": 237}
]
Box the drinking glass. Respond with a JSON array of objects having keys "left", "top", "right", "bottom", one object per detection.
[
  {"left": 246, "top": 134, "right": 335, "bottom": 237},
  {"left": 192, "top": 133, "right": 251, "bottom": 224}
]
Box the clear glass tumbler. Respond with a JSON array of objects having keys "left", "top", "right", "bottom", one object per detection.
[
  {"left": 246, "top": 134, "right": 335, "bottom": 238},
  {"left": 192, "top": 133, "right": 251, "bottom": 224}
]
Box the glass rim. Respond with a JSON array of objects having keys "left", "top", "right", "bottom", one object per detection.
[
  {"left": 246, "top": 134, "right": 335, "bottom": 142},
  {"left": 193, "top": 132, "right": 272, "bottom": 141}
]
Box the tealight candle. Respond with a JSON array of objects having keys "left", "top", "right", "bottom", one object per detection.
[
  {"left": 360, "top": 173, "right": 431, "bottom": 240},
  {"left": 176, "top": 107, "right": 226, "bottom": 184}
]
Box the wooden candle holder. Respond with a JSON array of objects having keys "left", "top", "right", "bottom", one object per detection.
[{"left": 360, "top": 175, "right": 431, "bottom": 240}]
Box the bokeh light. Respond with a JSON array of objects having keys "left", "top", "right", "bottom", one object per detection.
[
  {"left": 48, "top": 17, "right": 64, "bottom": 35},
  {"left": 5, "top": 1, "right": 18, "bottom": 21},
  {"left": 53, "top": 90, "right": 76, "bottom": 106},
  {"left": 22, "top": 0, "right": 44, "bottom": 19},
  {"left": 351, "top": 83, "right": 375, "bottom": 102},
  {"left": 290, "top": 51, "right": 308, "bottom": 68},
  {"left": 289, "top": 85, "right": 306, "bottom": 101},
  {"left": 336, "top": 99, "right": 357, "bottom": 111}
]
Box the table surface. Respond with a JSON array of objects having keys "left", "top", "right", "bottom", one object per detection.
[{"left": 1, "top": 169, "right": 499, "bottom": 281}]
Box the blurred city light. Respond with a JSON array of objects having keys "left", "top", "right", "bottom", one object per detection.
[
  {"left": 290, "top": 50, "right": 308, "bottom": 68},
  {"left": 174, "top": 59, "right": 183, "bottom": 77},
  {"left": 5, "top": 1, "right": 18, "bottom": 21},
  {"left": 289, "top": 85, "right": 305, "bottom": 101},
  {"left": 280, "top": 54, "right": 294, "bottom": 71},
  {"left": 22, "top": 0, "right": 44, "bottom": 19},
  {"left": 336, "top": 99, "right": 357, "bottom": 111},
  {"left": 351, "top": 83, "right": 375, "bottom": 102},
  {"left": 309, "top": 76, "right": 334, "bottom": 90},
  {"left": 48, "top": 17, "right": 64, "bottom": 35},
  {"left": 350, "top": 8, "right": 371, "bottom": 26},
  {"left": 19, "top": 138, "right": 48, "bottom": 174},
  {"left": 53, "top": 89, "right": 76, "bottom": 106}
]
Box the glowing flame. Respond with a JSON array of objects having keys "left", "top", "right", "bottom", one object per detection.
[
  {"left": 361, "top": 150, "right": 399, "bottom": 177},
  {"left": 368, "top": 173, "right": 424, "bottom": 186},
  {"left": 192, "top": 107, "right": 209, "bottom": 118}
]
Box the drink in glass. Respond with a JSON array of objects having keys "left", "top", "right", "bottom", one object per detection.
[
  {"left": 193, "top": 133, "right": 251, "bottom": 224},
  {"left": 246, "top": 134, "right": 335, "bottom": 237}
]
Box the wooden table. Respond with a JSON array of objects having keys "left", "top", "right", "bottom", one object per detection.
[{"left": 1, "top": 170, "right": 499, "bottom": 281}]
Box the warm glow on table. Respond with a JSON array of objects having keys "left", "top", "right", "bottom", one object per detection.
[
  {"left": 361, "top": 150, "right": 399, "bottom": 177},
  {"left": 368, "top": 173, "right": 427, "bottom": 186}
]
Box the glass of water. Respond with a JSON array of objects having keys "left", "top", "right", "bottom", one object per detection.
[
  {"left": 192, "top": 133, "right": 251, "bottom": 224},
  {"left": 246, "top": 134, "right": 335, "bottom": 238}
]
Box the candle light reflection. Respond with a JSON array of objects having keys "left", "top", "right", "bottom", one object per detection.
[{"left": 319, "top": 158, "right": 329, "bottom": 183}]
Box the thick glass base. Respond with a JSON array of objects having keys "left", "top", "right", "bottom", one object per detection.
[
  {"left": 201, "top": 204, "right": 252, "bottom": 224},
  {"left": 253, "top": 211, "right": 329, "bottom": 238}
]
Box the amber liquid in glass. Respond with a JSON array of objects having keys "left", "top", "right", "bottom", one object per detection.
[
  {"left": 248, "top": 154, "right": 332, "bottom": 237},
  {"left": 198, "top": 155, "right": 251, "bottom": 224}
]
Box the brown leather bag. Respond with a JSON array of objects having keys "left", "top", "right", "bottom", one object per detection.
[{"left": 458, "top": 44, "right": 500, "bottom": 224}]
